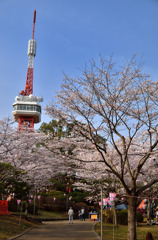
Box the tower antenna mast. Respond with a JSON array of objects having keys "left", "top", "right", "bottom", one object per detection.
[
  {"left": 20, "top": 9, "right": 37, "bottom": 96},
  {"left": 32, "top": 10, "right": 36, "bottom": 39}
]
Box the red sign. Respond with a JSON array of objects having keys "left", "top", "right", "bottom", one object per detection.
[{"left": 0, "top": 200, "right": 11, "bottom": 215}]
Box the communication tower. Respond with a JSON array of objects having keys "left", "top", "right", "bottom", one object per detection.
[{"left": 12, "top": 10, "right": 43, "bottom": 131}]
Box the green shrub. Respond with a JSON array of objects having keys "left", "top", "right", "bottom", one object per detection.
[
  {"left": 28, "top": 203, "right": 38, "bottom": 215},
  {"left": 136, "top": 211, "right": 144, "bottom": 222},
  {"left": 45, "top": 196, "right": 54, "bottom": 204},
  {"left": 43, "top": 197, "right": 65, "bottom": 211},
  {"left": 42, "top": 200, "right": 67, "bottom": 212},
  {"left": 74, "top": 202, "right": 88, "bottom": 216},
  {"left": 117, "top": 210, "right": 128, "bottom": 225},
  {"left": 8, "top": 198, "right": 17, "bottom": 212},
  {"left": 69, "top": 192, "right": 85, "bottom": 203},
  {"left": 21, "top": 201, "right": 28, "bottom": 212},
  {"left": 107, "top": 209, "right": 143, "bottom": 225},
  {"left": 56, "top": 201, "right": 66, "bottom": 211},
  {"left": 44, "top": 203, "right": 53, "bottom": 211},
  {"left": 106, "top": 208, "right": 114, "bottom": 223},
  {"left": 43, "top": 191, "right": 66, "bottom": 200}
]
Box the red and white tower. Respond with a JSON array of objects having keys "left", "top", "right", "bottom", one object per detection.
[{"left": 12, "top": 10, "right": 43, "bottom": 131}]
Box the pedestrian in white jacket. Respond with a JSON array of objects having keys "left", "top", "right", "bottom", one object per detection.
[{"left": 68, "top": 207, "right": 74, "bottom": 224}]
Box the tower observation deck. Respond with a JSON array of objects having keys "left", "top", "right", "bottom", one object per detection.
[{"left": 12, "top": 10, "right": 43, "bottom": 131}]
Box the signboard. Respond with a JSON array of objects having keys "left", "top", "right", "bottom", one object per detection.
[
  {"left": 0, "top": 200, "right": 11, "bottom": 215},
  {"left": 90, "top": 213, "right": 99, "bottom": 221}
]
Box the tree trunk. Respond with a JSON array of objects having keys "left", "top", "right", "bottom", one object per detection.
[
  {"left": 128, "top": 196, "right": 137, "bottom": 240},
  {"left": 147, "top": 198, "right": 150, "bottom": 219}
]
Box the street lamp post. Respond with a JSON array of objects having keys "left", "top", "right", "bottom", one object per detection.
[
  {"left": 109, "top": 193, "right": 117, "bottom": 240},
  {"left": 101, "top": 187, "right": 103, "bottom": 240}
]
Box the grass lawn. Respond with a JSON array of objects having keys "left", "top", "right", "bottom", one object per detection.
[
  {"left": 0, "top": 215, "right": 38, "bottom": 240},
  {"left": 94, "top": 222, "right": 158, "bottom": 240},
  {"left": 33, "top": 210, "right": 68, "bottom": 219},
  {"left": 13, "top": 210, "right": 68, "bottom": 219}
]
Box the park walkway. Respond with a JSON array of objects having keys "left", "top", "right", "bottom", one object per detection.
[{"left": 14, "top": 219, "right": 100, "bottom": 240}]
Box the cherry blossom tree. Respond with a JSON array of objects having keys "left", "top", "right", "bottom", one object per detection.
[
  {"left": 0, "top": 118, "right": 74, "bottom": 188},
  {"left": 45, "top": 55, "right": 158, "bottom": 240},
  {"left": 0, "top": 162, "right": 28, "bottom": 199}
]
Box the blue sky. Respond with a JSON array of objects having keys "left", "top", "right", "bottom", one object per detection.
[{"left": 1, "top": 0, "right": 158, "bottom": 129}]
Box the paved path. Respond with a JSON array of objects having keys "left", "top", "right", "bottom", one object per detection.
[{"left": 15, "top": 219, "right": 100, "bottom": 240}]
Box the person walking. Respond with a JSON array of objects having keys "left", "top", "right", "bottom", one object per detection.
[
  {"left": 156, "top": 207, "right": 158, "bottom": 224},
  {"left": 81, "top": 207, "right": 85, "bottom": 221},
  {"left": 68, "top": 207, "right": 74, "bottom": 224},
  {"left": 78, "top": 210, "right": 82, "bottom": 220},
  {"left": 146, "top": 232, "right": 154, "bottom": 240}
]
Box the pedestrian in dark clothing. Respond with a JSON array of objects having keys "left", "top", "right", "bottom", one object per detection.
[{"left": 146, "top": 232, "right": 154, "bottom": 240}]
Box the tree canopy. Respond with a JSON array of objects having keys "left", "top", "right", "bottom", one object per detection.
[{"left": 45, "top": 55, "right": 158, "bottom": 240}]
